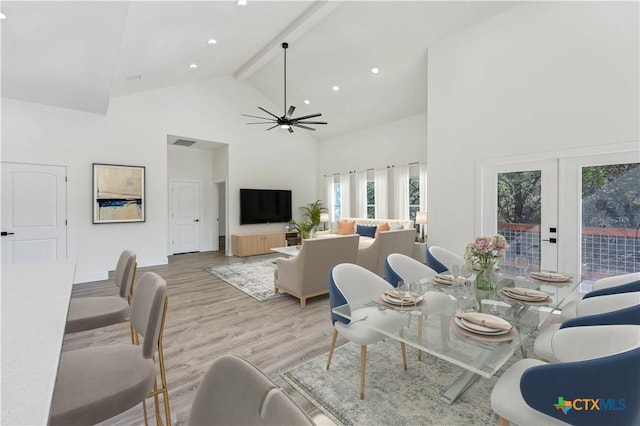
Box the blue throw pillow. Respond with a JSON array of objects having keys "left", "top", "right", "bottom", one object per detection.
[{"left": 356, "top": 224, "right": 377, "bottom": 238}]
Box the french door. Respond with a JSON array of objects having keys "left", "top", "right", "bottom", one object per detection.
[
  {"left": 480, "top": 159, "right": 559, "bottom": 272},
  {"left": 480, "top": 145, "right": 640, "bottom": 278}
]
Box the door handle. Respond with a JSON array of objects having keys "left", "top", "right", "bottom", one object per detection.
[
  {"left": 1, "top": 231, "right": 15, "bottom": 236},
  {"left": 194, "top": 219, "right": 200, "bottom": 222},
  {"left": 542, "top": 238, "right": 557, "bottom": 243}
]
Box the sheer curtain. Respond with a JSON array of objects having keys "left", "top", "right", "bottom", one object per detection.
[
  {"left": 340, "top": 173, "right": 351, "bottom": 218},
  {"left": 419, "top": 163, "right": 428, "bottom": 211},
  {"left": 374, "top": 168, "right": 388, "bottom": 218},
  {"left": 324, "top": 175, "right": 335, "bottom": 221},
  {"left": 354, "top": 170, "right": 367, "bottom": 218},
  {"left": 394, "top": 165, "right": 410, "bottom": 219}
]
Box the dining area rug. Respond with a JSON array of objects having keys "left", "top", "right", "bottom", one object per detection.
[
  {"left": 282, "top": 341, "right": 521, "bottom": 426},
  {"left": 206, "top": 257, "right": 284, "bottom": 301}
]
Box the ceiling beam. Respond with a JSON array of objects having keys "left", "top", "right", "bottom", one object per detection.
[{"left": 234, "top": 0, "right": 342, "bottom": 81}]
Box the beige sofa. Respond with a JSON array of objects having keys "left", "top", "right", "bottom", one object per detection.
[
  {"left": 316, "top": 217, "right": 414, "bottom": 248},
  {"left": 355, "top": 228, "right": 417, "bottom": 276},
  {"left": 273, "top": 235, "right": 359, "bottom": 308}
]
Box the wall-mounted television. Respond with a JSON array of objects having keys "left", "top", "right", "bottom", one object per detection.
[{"left": 240, "top": 188, "right": 292, "bottom": 225}]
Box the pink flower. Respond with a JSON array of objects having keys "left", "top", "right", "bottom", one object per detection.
[{"left": 473, "top": 237, "right": 492, "bottom": 253}]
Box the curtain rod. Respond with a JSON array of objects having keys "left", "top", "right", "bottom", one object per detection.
[{"left": 322, "top": 161, "right": 424, "bottom": 177}]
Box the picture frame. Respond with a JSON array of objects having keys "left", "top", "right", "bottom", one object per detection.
[{"left": 93, "top": 163, "right": 145, "bottom": 223}]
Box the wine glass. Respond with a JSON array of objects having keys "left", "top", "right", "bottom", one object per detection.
[{"left": 515, "top": 256, "right": 529, "bottom": 277}]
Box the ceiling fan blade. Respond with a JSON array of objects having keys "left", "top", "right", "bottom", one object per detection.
[
  {"left": 290, "top": 113, "right": 322, "bottom": 121},
  {"left": 246, "top": 122, "right": 278, "bottom": 124},
  {"left": 266, "top": 124, "right": 279, "bottom": 130},
  {"left": 288, "top": 126, "right": 294, "bottom": 134},
  {"left": 258, "top": 107, "right": 280, "bottom": 120},
  {"left": 295, "top": 121, "right": 327, "bottom": 125},
  {"left": 285, "top": 105, "right": 296, "bottom": 119},
  {"left": 291, "top": 123, "right": 316, "bottom": 131},
  {"left": 242, "top": 113, "right": 277, "bottom": 121}
]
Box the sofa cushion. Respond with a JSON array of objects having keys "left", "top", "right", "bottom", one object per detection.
[
  {"left": 375, "top": 222, "right": 390, "bottom": 237},
  {"left": 356, "top": 224, "right": 377, "bottom": 238},
  {"left": 389, "top": 223, "right": 404, "bottom": 230},
  {"left": 338, "top": 220, "right": 356, "bottom": 235}
]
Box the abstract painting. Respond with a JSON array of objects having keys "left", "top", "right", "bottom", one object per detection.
[{"left": 93, "top": 163, "right": 145, "bottom": 223}]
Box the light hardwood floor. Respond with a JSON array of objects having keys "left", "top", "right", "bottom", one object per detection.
[{"left": 64, "top": 250, "right": 341, "bottom": 425}]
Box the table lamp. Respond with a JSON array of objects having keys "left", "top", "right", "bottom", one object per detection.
[
  {"left": 416, "top": 211, "right": 428, "bottom": 243},
  {"left": 320, "top": 212, "right": 330, "bottom": 231}
]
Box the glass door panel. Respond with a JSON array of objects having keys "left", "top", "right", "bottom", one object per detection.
[
  {"left": 497, "top": 170, "right": 542, "bottom": 271},
  {"left": 481, "top": 159, "right": 558, "bottom": 272},
  {"left": 581, "top": 162, "right": 640, "bottom": 279}
]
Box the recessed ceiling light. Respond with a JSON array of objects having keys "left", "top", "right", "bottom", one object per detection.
[
  {"left": 208, "top": 39, "right": 217, "bottom": 45},
  {"left": 125, "top": 74, "right": 143, "bottom": 81},
  {"left": 332, "top": 86, "right": 340, "bottom": 92},
  {"left": 371, "top": 67, "right": 380, "bottom": 74},
  {"left": 189, "top": 63, "right": 198, "bottom": 69},
  {"left": 237, "top": 0, "right": 247, "bottom": 6},
  {"left": 0, "top": 12, "right": 6, "bottom": 19},
  {"left": 304, "top": 100, "right": 310, "bottom": 105}
]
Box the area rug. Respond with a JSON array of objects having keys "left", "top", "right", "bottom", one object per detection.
[
  {"left": 206, "top": 257, "right": 284, "bottom": 301},
  {"left": 282, "top": 341, "right": 523, "bottom": 426}
]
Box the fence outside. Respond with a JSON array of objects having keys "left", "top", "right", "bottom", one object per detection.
[{"left": 498, "top": 224, "right": 640, "bottom": 279}]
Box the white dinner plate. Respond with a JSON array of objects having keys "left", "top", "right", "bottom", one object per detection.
[{"left": 502, "top": 288, "right": 548, "bottom": 301}]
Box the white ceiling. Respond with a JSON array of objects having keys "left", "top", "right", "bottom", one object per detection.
[{"left": 1, "top": 1, "right": 517, "bottom": 140}]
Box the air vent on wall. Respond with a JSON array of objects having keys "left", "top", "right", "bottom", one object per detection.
[{"left": 173, "top": 139, "right": 197, "bottom": 147}]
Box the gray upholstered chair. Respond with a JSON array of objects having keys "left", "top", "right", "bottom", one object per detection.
[
  {"left": 50, "top": 272, "right": 170, "bottom": 426},
  {"left": 274, "top": 235, "right": 359, "bottom": 308},
  {"left": 188, "top": 354, "right": 314, "bottom": 426},
  {"left": 65, "top": 249, "right": 137, "bottom": 334}
]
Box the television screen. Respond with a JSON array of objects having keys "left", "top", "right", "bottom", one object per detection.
[{"left": 240, "top": 189, "right": 292, "bottom": 225}]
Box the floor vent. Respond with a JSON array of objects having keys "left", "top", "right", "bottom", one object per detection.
[{"left": 173, "top": 139, "right": 197, "bottom": 147}]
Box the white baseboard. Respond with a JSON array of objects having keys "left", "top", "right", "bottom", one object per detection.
[{"left": 73, "top": 256, "right": 169, "bottom": 285}]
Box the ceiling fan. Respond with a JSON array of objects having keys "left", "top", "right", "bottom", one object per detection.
[{"left": 242, "top": 42, "right": 327, "bottom": 133}]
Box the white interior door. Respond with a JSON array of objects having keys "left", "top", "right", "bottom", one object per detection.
[
  {"left": 480, "top": 159, "right": 559, "bottom": 272},
  {"left": 170, "top": 180, "right": 201, "bottom": 254},
  {"left": 1, "top": 162, "right": 67, "bottom": 263}
]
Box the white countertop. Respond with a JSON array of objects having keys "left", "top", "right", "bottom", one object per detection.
[{"left": 1, "top": 258, "right": 77, "bottom": 425}]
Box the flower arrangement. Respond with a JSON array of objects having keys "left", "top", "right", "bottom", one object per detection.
[{"left": 464, "top": 234, "right": 509, "bottom": 271}]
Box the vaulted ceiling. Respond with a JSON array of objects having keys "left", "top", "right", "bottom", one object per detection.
[{"left": 1, "top": 1, "right": 516, "bottom": 140}]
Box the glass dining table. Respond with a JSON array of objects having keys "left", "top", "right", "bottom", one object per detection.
[{"left": 331, "top": 269, "right": 580, "bottom": 404}]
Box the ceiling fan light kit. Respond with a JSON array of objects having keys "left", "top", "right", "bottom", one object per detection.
[{"left": 242, "top": 42, "right": 327, "bottom": 133}]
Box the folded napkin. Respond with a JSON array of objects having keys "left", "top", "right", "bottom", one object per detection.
[
  {"left": 434, "top": 274, "right": 454, "bottom": 282},
  {"left": 530, "top": 272, "right": 568, "bottom": 280},
  {"left": 384, "top": 290, "right": 415, "bottom": 302},
  {"left": 454, "top": 312, "right": 512, "bottom": 331},
  {"left": 505, "top": 287, "right": 547, "bottom": 298}
]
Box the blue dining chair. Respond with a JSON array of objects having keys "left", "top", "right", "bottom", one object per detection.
[
  {"left": 560, "top": 272, "right": 640, "bottom": 319},
  {"left": 384, "top": 252, "right": 438, "bottom": 287},
  {"left": 327, "top": 263, "right": 408, "bottom": 399},
  {"left": 426, "top": 245, "right": 463, "bottom": 274},
  {"left": 534, "top": 303, "right": 640, "bottom": 362},
  {"left": 492, "top": 325, "right": 640, "bottom": 426}
]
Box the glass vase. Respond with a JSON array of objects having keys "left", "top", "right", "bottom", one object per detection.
[{"left": 474, "top": 268, "right": 496, "bottom": 312}]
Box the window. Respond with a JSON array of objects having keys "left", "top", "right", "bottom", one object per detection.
[
  {"left": 366, "top": 175, "right": 375, "bottom": 219},
  {"left": 333, "top": 179, "right": 341, "bottom": 221},
  {"left": 409, "top": 176, "right": 420, "bottom": 223}
]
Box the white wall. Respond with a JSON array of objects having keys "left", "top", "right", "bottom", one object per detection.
[
  {"left": 427, "top": 1, "right": 639, "bottom": 253},
  {"left": 1, "top": 75, "right": 318, "bottom": 282},
  {"left": 318, "top": 112, "right": 427, "bottom": 176}
]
